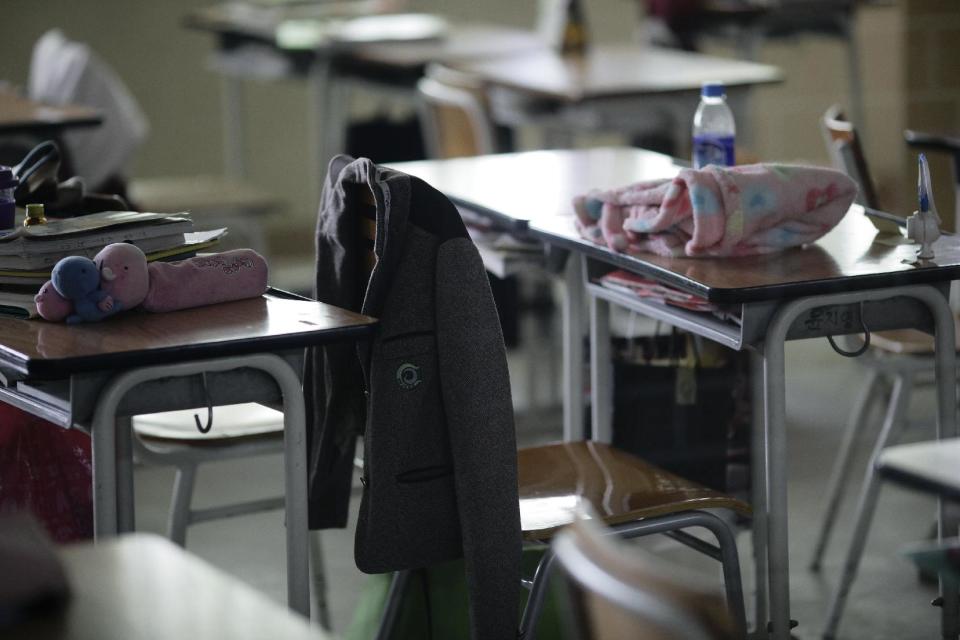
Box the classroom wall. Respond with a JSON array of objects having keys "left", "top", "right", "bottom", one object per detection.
[{"left": 0, "top": 1, "right": 953, "bottom": 262}]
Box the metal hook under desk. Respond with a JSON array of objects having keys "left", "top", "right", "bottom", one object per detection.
[
  {"left": 194, "top": 372, "right": 214, "bottom": 433},
  {"left": 826, "top": 301, "right": 871, "bottom": 358}
]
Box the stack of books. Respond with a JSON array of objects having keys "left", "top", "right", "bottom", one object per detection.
[{"left": 0, "top": 211, "right": 226, "bottom": 318}]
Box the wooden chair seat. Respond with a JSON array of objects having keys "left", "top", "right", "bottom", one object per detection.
[{"left": 518, "top": 441, "right": 751, "bottom": 542}]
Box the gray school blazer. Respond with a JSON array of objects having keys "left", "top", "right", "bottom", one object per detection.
[{"left": 304, "top": 156, "right": 521, "bottom": 640}]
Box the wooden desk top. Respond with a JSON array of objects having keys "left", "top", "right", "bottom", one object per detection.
[
  {"left": 393, "top": 147, "right": 960, "bottom": 303},
  {"left": 452, "top": 43, "right": 783, "bottom": 101},
  {"left": 0, "top": 291, "right": 376, "bottom": 379},
  {"left": 6, "top": 534, "right": 330, "bottom": 640},
  {"left": 0, "top": 92, "right": 101, "bottom": 136}
]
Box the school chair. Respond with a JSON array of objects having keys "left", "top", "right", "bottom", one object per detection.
[
  {"left": 515, "top": 441, "right": 749, "bottom": 639},
  {"left": 131, "top": 403, "right": 332, "bottom": 629},
  {"left": 336, "top": 165, "right": 750, "bottom": 639},
  {"left": 820, "top": 104, "right": 879, "bottom": 209},
  {"left": 415, "top": 64, "right": 497, "bottom": 160},
  {"left": 552, "top": 509, "right": 738, "bottom": 640},
  {"left": 814, "top": 105, "right": 959, "bottom": 638}
]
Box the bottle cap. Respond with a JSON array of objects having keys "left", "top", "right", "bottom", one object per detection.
[
  {"left": 701, "top": 82, "right": 726, "bottom": 98},
  {"left": 0, "top": 167, "right": 17, "bottom": 190}
]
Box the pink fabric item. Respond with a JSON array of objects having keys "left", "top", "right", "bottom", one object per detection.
[
  {"left": 141, "top": 249, "right": 268, "bottom": 313},
  {"left": 573, "top": 163, "right": 858, "bottom": 257}
]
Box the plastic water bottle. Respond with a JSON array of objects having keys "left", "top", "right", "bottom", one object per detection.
[{"left": 692, "top": 82, "right": 736, "bottom": 169}]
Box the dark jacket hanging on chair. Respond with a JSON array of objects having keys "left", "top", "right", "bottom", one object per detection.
[{"left": 304, "top": 155, "right": 521, "bottom": 640}]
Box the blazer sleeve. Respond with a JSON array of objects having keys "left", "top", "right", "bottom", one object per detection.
[{"left": 435, "top": 237, "right": 522, "bottom": 640}]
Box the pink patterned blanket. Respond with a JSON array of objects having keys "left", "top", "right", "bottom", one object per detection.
[{"left": 573, "top": 164, "right": 857, "bottom": 257}]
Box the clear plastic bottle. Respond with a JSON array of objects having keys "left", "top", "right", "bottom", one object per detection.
[{"left": 692, "top": 82, "right": 736, "bottom": 169}]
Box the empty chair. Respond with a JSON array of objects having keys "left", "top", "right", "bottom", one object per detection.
[
  {"left": 131, "top": 401, "right": 331, "bottom": 630},
  {"left": 415, "top": 63, "right": 497, "bottom": 159},
  {"left": 820, "top": 104, "right": 879, "bottom": 209},
  {"left": 552, "top": 509, "right": 737, "bottom": 640},
  {"left": 516, "top": 441, "right": 749, "bottom": 639},
  {"left": 813, "top": 105, "right": 958, "bottom": 638},
  {"left": 131, "top": 403, "right": 285, "bottom": 546}
]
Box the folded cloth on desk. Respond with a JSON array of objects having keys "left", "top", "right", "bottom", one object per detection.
[{"left": 573, "top": 164, "right": 857, "bottom": 257}]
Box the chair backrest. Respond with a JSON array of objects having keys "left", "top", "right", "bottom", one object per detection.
[
  {"left": 821, "top": 104, "right": 879, "bottom": 210},
  {"left": 415, "top": 64, "right": 496, "bottom": 159},
  {"left": 552, "top": 516, "right": 735, "bottom": 640}
]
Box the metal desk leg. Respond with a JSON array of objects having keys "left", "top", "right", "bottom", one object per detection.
[
  {"left": 116, "top": 416, "right": 135, "bottom": 533},
  {"left": 762, "top": 316, "right": 791, "bottom": 640},
  {"left": 762, "top": 284, "right": 958, "bottom": 640},
  {"left": 562, "top": 253, "right": 586, "bottom": 441},
  {"left": 750, "top": 351, "right": 769, "bottom": 634},
  {"left": 90, "top": 354, "right": 311, "bottom": 617},
  {"left": 590, "top": 292, "right": 613, "bottom": 443}
]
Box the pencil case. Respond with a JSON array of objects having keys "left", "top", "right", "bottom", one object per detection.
[{"left": 141, "top": 249, "right": 269, "bottom": 313}]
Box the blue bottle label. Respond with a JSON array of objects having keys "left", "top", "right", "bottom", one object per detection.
[{"left": 693, "top": 134, "right": 735, "bottom": 169}]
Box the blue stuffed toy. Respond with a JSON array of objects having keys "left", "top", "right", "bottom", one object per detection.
[{"left": 51, "top": 255, "right": 122, "bottom": 324}]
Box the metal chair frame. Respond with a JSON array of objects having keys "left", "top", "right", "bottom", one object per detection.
[{"left": 375, "top": 509, "right": 746, "bottom": 640}]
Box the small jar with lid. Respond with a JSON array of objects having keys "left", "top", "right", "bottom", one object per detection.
[{"left": 24, "top": 203, "right": 48, "bottom": 227}]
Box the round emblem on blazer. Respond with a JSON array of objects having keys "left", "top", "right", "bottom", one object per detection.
[{"left": 396, "top": 363, "right": 422, "bottom": 390}]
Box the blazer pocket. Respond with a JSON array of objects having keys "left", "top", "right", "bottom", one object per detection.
[{"left": 369, "top": 333, "right": 452, "bottom": 480}]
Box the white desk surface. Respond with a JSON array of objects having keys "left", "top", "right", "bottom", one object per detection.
[
  {"left": 878, "top": 437, "right": 960, "bottom": 501},
  {"left": 6, "top": 534, "right": 330, "bottom": 640},
  {"left": 453, "top": 43, "right": 783, "bottom": 101}
]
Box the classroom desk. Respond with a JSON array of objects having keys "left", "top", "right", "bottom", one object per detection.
[
  {"left": 390, "top": 147, "right": 960, "bottom": 640},
  {"left": 184, "top": 4, "right": 541, "bottom": 182},
  {"left": 6, "top": 534, "right": 333, "bottom": 640},
  {"left": 452, "top": 43, "right": 781, "bottom": 148},
  {"left": 878, "top": 437, "right": 960, "bottom": 504},
  {"left": 0, "top": 290, "right": 376, "bottom": 618},
  {"left": 0, "top": 91, "right": 102, "bottom": 137}
]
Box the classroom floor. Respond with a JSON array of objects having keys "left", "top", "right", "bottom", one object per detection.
[{"left": 130, "top": 307, "right": 944, "bottom": 639}]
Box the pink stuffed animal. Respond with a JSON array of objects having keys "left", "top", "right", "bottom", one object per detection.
[
  {"left": 36, "top": 244, "right": 150, "bottom": 322},
  {"left": 94, "top": 243, "right": 151, "bottom": 310}
]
